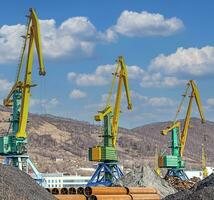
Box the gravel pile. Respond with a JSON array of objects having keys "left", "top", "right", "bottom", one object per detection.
[
  {"left": 164, "top": 173, "right": 214, "bottom": 200},
  {"left": 114, "top": 165, "right": 177, "bottom": 198},
  {"left": 0, "top": 164, "right": 56, "bottom": 200}
]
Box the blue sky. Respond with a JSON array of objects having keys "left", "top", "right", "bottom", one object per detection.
[{"left": 0, "top": 0, "right": 214, "bottom": 128}]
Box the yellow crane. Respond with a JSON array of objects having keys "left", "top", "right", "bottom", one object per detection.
[
  {"left": 0, "top": 8, "right": 46, "bottom": 184},
  {"left": 159, "top": 80, "right": 205, "bottom": 180},
  {"left": 3, "top": 8, "right": 46, "bottom": 139},
  {"left": 88, "top": 56, "right": 132, "bottom": 186}
]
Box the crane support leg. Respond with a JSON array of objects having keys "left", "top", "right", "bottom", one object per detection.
[
  {"left": 165, "top": 169, "right": 188, "bottom": 180},
  {"left": 87, "top": 162, "right": 124, "bottom": 186}
]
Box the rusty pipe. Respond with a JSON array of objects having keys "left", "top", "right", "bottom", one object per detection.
[
  {"left": 54, "top": 195, "right": 86, "bottom": 200},
  {"left": 130, "top": 194, "right": 160, "bottom": 200},
  {"left": 127, "top": 187, "right": 158, "bottom": 194},
  {"left": 88, "top": 194, "right": 132, "bottom": 200},
  {"left": 52, "top": 188, "right": 59, "bottom": 195},
  {"left": 60, "top": 188, "right": 68, "bottom": 194},
  {"left": 77, "top": 187, "right": 85, "bottom": 194},
  {"left": 69, "top": 187, "right": 76, "bottom": 194},
  {"left": 84, "top": 186, "right": 128, "bottom": 196}
]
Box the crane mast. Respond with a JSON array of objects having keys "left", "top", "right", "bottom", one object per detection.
[
  {"left": 0, "top": 8, "right": 46, "bottom": 185},
  {"left": 159, "top": 80, "right": 205, "bottom": 180},
  {"left": 88, "top": 56, "right": 132, "bottom": 186}
]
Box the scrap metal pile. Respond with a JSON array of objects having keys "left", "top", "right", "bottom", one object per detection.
[
  {"left": 51, "top": 186, "right": 160, "bottom": 200},
  {"left": 165, "top": 176, "right": 200, "bottom": 190}
]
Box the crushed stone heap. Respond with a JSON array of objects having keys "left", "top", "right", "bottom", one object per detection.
[
  {"left": 114, "top": 165, "right": 177, "bottom": 198},
  {"left": 0, "top": 164, "right": 56, "bottom": 200},
  {"left": 164, "top": 173, "right": 214, "bottom": 200}
]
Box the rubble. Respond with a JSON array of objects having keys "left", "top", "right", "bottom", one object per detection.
[
  {"left": 0, "top": 164, "right": 56, "bottom": 200},
  {"left": 114, "top": 165, "right": 177, "bottom": 198}
]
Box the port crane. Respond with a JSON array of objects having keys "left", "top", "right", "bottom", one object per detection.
[
  {"left": 159, "top": 80, "right": 205, "bottom": 180},
  {"left": 0, "top": 8, "right": 46, "bottom": 185},
  {"left": 87, "top": 56, "right": 132, "bottom": 186}
]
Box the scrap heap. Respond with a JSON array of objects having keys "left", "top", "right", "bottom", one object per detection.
[{"left": 165, "top": 176, "right": 200, "bottom": 190}]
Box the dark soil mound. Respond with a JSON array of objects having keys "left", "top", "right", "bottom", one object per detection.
[
  {"left": 0, "top": 164, "right": 56, "bottom": 200},
  {"left": 164, "top": 174, "right": 214, "bottom": 200}
]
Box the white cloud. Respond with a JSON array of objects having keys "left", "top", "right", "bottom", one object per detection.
[
  {"left": 69, "top": 89, "right": 87, "bottom": 99},
  {"left": 0, "top": 24, "right": 25, "bottom": 63},
  {"left": 0, "top": 11, "right": 184, "bottom": 63},
  {"left": 0, "top": 17, "right": 103, "bottom": 63},
  {"left": 0, "top": 78, "right": 13, "bottom": 92},
  {"left": 67, "top": 64, "right": 144, "bottom": 86},
  {"left": 40, "top": 17, "right": 98, "bottom": 59},
  {"left": 207, "top": 98, "right": 214, "bottom": 106},
  {"left": 30, "top": 97, "right": 59, "bottom": 108},
  {"left": 130, "top": 90, "right": 147, "bottom": 101},
  {"left": 128, "top": 66, "right": 145, "bottom": 79},
  {"left": 110, "top": 10, "right": 184, "bottom": 37},
  {"left": 141, "top": 72, "right": 186, "bottom": 88},
  {"left": 49, "top": 98, "right": 59, "bottom": 107},
  {"left": 149, "top": 46, "right": 214, "bottom": 76},
  {"left": 145, "top": 97, "right": 175, "bottom": 107},
  {"left": 67, "top": 72, "right": 77, "bottom": 80}
]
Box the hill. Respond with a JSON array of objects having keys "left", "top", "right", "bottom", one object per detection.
[{"left": 0, "top": 105, "right": 213, "bottom": 175}]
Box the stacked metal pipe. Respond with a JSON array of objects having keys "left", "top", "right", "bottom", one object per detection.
[{"left": 50, "top": 186, "right": 160, "bottom": 200}]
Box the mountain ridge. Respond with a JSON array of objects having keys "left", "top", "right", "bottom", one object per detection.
[{"left": 0, "top": 106, "right": 213, "bottom": 175}]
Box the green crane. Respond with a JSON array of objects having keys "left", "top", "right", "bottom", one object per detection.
[
  {"left": 159, "top": 80, "right": 205, "bottom": 180},
  {"left": 87, "top": 56, "right": 132, "bottom": 186},
  {"left": 0, "top": 8, "right": 46, "bottom": 185}
]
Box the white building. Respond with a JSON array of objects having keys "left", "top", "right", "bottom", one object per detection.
[
  {"left": 185, "top": 166, "right": 214, "bottom": 180},
  {"left": 41, "top": 173, "right": 91, "bottom": 188}
]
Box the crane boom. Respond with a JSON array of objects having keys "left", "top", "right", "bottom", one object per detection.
[
  {"left": 112, "top": 56, "right": 132, "bottom": 147},
  {"left": 180, "top": 80, "right": 205, "bottom": 156}
]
